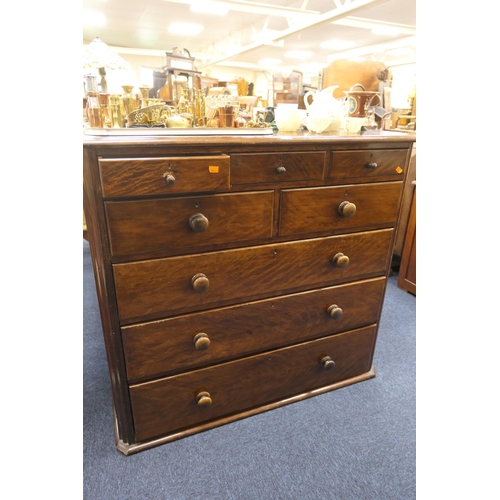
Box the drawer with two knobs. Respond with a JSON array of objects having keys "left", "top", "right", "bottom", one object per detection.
[
  {"left": 121, "top": 277, "right": 386, "bottom": 383},
  {"left": 113, "top": 229, "right": 393, "bottom": 324},
  {"left": 129, "top": 324, "right": 377, "bottom": 442}
]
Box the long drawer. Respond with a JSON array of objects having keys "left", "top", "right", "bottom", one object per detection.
[
  {"left": 113, "top": 229, "right": 393, "bottom": 323},
  {"left": 279, "top": 181, "right": 402, "bottom": 237},
  {"left": 122, "top": 277, "right": 386, "bottom": 382},
  {"left": 105, "top": 191, "right": 274, "bottom": 256},
  {"left": 99, "top": 155, "right": 230, "bottom": 197},
  {"left": 129, "top": 325, "right": 377, "bottom": 442}
]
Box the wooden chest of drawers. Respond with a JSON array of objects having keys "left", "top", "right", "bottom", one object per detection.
[{"left": 83, "top": 131, "right": 415, "bottom": 455}]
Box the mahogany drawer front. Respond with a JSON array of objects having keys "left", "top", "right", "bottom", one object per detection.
[
  {"left": 105, "top": 191, "right": 274, "bottom": 256},
  {"left": 99, "top": 155, "right": 230, "bottom": 197},
  {"left": 230, "top": 152, "right": 325, "bottom": 184},
  {"left": 329, "top": 149, "right": 407, "bottom": 180},
  {"left": 122, "top": 277, "right": 385, "bottom": 382},
  {"left": 129, "top": 325, "right": 377, "bottom": 442},
  {"left": 279, "top": 182, "right": 402, "bottom": 237},
  {"left": 113, "top": 229, "right": 392, "bottom": 324}
]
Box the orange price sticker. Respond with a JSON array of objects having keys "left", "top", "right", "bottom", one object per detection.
[
  {"left": 209, "top": 166, "right": 219, "bottom": 174},
  {"left": 396, "top": 166, "right": 403, "bottom": 174}
]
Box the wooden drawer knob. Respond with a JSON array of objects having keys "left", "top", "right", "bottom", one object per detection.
[
  {"left": 327, "top": 304, "right": 343, "bottom": 320},
  {"left": 193, "top": 332, "right": 211, "bottom": 350},
  {"left": 196, "top": 391, "right": 212, "bottom": 407},
  {"left": 332, "top": 252, "right": 350, "bottom": 268},
  {"left": 366, "top": 162, "right": 378, "bottom": 169},
  {"left": 189, "top": 213, "right": 209, "bottom": 233},
  {"left": 276, "top": 165, "right": 287, "bottom": 174},
  {"left": 320, "top": 356, "right": 335, "bottom": 371},
  {"left": 338, "top": 200, "right": 356, "bottom": 218},
  {"left": 192, "top": 273, "right": 209, "bottom": 292},
  {"left": 164, "top": 173, "right": 176, "bottom": 186}
]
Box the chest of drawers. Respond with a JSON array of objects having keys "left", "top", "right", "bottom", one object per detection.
[{"left": 83, "top": 131, "right": 415, "bottom": 455}]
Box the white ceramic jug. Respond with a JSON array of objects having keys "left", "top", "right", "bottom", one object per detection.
[{"left": 304, "top": 85, "right": 343, "bottom": 132}]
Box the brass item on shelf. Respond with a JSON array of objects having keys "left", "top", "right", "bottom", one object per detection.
[
  {"left": 139, "top": 86, "right": 152, "bottom": 108},
  {"left": 126, "top": 104, "right": 168, "bottom": 128},
  {"left": 121, "top": 85, "right": 138, "bottom": 117},
  {"left": 109, "top": 95, "right": 125, "bottom": 128}
]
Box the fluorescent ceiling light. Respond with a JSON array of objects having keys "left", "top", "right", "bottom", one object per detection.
[
  {"left": 258, "top": 58, "right": 282, "bottom": 66},
  {"left": 320, "top": 39, "right": 355, "bottom": 51},
  {"left": 190, "top": 1, "right": 229, "bottom": 16},
  {"left": 284, "top": 50, "right": 312, "bottom": 60},
  {"left": 168, "top": 22, "right": 204, "bottom": 35}
]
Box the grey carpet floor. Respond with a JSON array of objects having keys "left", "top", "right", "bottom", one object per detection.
[{"left": 83, "top": 239, "right": 416, "bottom": 500}]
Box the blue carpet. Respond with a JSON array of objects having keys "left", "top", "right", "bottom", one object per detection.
[{"left": 83, "top": 239, "right": 416, "bottom": 500}]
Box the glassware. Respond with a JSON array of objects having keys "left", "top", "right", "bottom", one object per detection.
[
  {"left": 99, "top": 93, "right": 111, "bottom": 127},
  {"left": 84, "top": 75, "right": 103, "bottom": 128}
]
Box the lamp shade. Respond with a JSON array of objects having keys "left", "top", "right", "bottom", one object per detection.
[{"left": 83, "top": 36, "right": 132, "bottom": 70}]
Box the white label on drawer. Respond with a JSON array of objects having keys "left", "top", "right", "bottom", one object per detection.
[{"left": 209, "top": 166, "right": 219, "bottom": 173}]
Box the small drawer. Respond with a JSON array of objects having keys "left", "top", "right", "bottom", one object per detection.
[
  {"left": 280, "top": 182, "right": 402, "bottom": 237},
  {"left": 113, "top": 229, "right": 393, "bottom": 323},
  {"left": 105, "top": 191, "right": 274, "bottom": 256},
  {"left": 231, "top": 152, "right": 325, "bottom": 184},
  {"left": 329, "top": 149, "right": 407, "bottom": 181},
  {"left": 129, "top": 325, "right": 377, "bottom": 442},
  {"left": 99, "top": 155, "right": 230, "bottom": 197},
  {"left": 122, "top": 277, "right": 385, "bottom": 383}
]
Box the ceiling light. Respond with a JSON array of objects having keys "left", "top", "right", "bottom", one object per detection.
[
  {"left": 258, "top": 58, "right": 282, "bottom": 66},
  {"left": 284, "top": 50, "right": 312, "bottom": 60},
  {"left": 190, "top": 1, "right": 229, "bottom": 16},
  {"left": 320, "top": 39, "right": 355, "bottom": 51},
  {"left": 168, "top": 22, "right": 204, "bottom": 35}
]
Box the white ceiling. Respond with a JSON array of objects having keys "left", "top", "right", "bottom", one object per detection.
[{"left": 83, "top": 0, "right": 416, "bottom": 75}]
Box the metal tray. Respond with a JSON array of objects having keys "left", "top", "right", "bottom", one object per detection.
[{"left": 84, "top": 127, "right": 274, "bottom": 136}]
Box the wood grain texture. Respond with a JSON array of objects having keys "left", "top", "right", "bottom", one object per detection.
[
  {"left": 121, "top": 277, "right": 386, "bottom": 382},
  {"left": 99, "top": 155, "right": 230, "bottom": 197},
  {"left": 83, "top": 147, "right": 136, "bottom": 444},
  {"left": 105, "top": 191, "right": 274, "bottom": 256},
  {"left": 279, "top": 182, "right": 402, "bottom": 236},
  {"left": 129, "top": 325, "right": 377, "bottom": 442},
  {"left": 230, "top": 151, "right": 325, "bottom": 184},
  {"left": 398, "top": 183, "right": 416, "bottom": 295},
  {"left": 329, "top": 149, "right": 407, "bottom": 181},
  {"left": 113, "top": 229, "right": 393, "bottom": 324},
  {"left": 83, "top": 132, "right": 416, "bottom": 454}
]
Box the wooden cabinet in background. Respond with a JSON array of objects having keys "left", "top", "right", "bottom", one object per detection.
[
  {"left": 273, "top": 71, "right": 302, "bottom": 105},
  {"left": 397, "top": 181, "right": 416, "bottom": 295}
]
